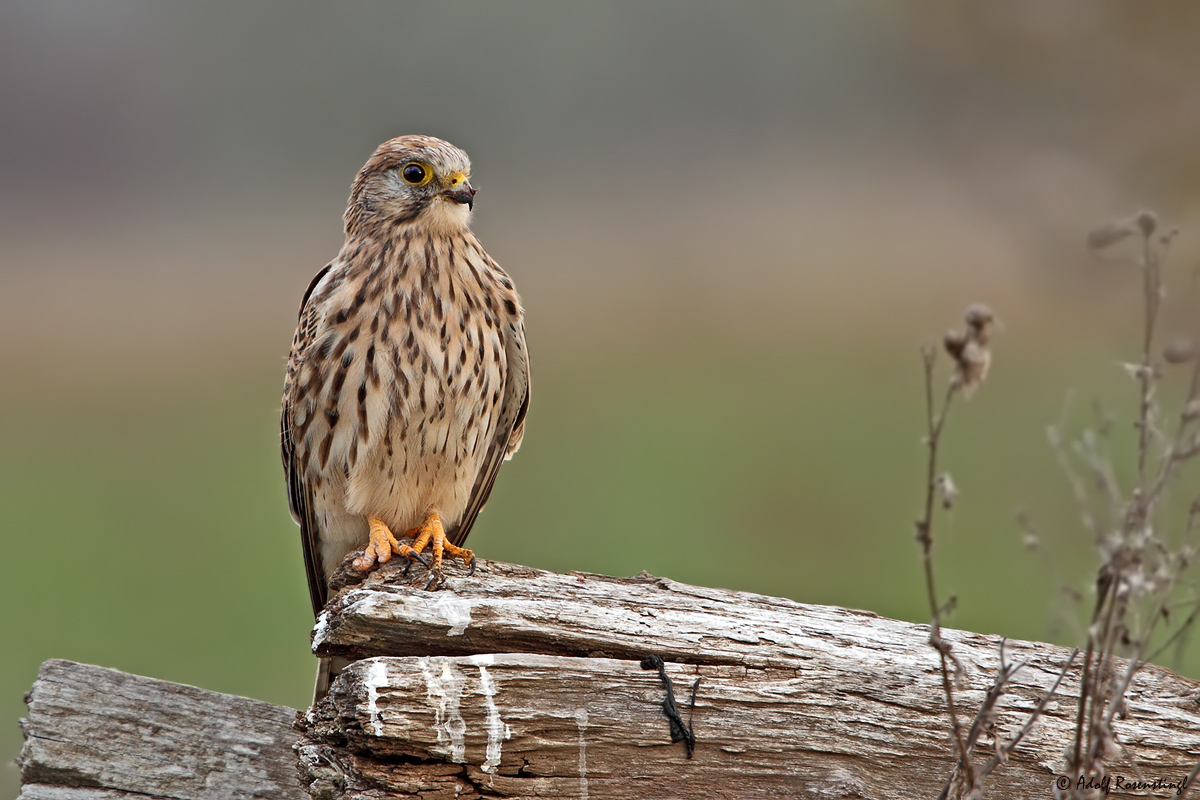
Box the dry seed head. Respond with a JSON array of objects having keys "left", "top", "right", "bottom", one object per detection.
[
  {"left": 1120, "top": 361, "right": 1154, "bottom": 381},
  {"left": 935, "top": 472, "right": 959, "bottom": 509},
  {"left": 1016, "top": 509, "right": 1041, "bottom": 551},
  {"left": 1127, "top": 524, "right": 1153, "bottom": 550},
  {"left": 963, "top": 303, "right": 996, "bottom": 334},
  {"left": 953, "top": 341, "right": 991, "bottom": 396},
  {"left": 1163, "top": 336, "right": 1198, "bottom": 364},
  {"left": 1118, "top": 571, "right": 1148, "bottom": 599},
  {"left": 944, "top": 303, "right": 996, "bottom": 397},
  {"left": 1086, "top": 210, "right": 1160, "bottom": 252},
  {"left": 1136, "top": 209, "right": 1158, "bottom": 237},
  {"left": 942, "top": 328, "right": 966, "bottom": 358}
]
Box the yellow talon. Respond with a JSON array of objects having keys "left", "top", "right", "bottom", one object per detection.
[
  {"left": 352, "top": 517, "right": 402, "bottom": 572},
  {"left": 397, "top": 508, "right": 474, "bottom": 574}
]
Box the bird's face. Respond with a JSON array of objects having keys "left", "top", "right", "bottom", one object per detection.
[{"left": 347, "top": 135, "right": 477, "bottom": 234}]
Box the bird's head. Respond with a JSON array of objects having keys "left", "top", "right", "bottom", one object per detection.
[{"left": 345, "top": 135, "right": 477, "bottom": 236}]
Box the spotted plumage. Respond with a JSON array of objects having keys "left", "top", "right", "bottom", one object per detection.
[{"left": 281, "top": 137, "right": 529, "bottom": 693}]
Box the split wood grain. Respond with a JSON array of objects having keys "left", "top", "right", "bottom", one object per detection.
[{"left": 18, "top": 659, "right": 306, "bottom": 800}]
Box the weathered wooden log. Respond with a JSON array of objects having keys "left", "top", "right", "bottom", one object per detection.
[
  {"left": 18, "top": 659, "right": 306, "bottom": 800},
  {"left": 18, "top": 560, "right": 1200, "bottom": 800},
  {"left": 295, "top": 558, "right": 1200, "bottom": 799}
]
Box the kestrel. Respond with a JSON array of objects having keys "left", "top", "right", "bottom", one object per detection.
[{"left": 281, "top": 136, "right": 529, "bottom": 697}]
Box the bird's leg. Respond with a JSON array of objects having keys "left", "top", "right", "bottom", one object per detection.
[{"left": 397, "top": 507, "right": 475, "bottom": 586}]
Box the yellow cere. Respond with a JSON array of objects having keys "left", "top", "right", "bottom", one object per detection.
[{"left": 446, "top": 171, "right": 467, "bottom": 189}]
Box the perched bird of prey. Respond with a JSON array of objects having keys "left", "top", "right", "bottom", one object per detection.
[{"left": 281, "top": 136, "right": 529, "bottom": 697}]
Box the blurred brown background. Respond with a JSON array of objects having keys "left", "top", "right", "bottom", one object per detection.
[{"left": 4, "top": 3, "right": 1200, "bottom": 795}]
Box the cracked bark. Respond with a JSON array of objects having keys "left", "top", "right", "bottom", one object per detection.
[
  {"left": 18, "top": 659, "right": 306, "bottom": 800},
  {"left": 18, "top": 559, "right": 1200, "bottom": 800}
]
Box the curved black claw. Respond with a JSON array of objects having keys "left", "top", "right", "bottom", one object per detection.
[
  {"left": 401, "top": 548, "right": 431, "bottom": 578},
  {"left": 467, "top": 555, "right": 477, "bottom": 577},
  {"left": 423, "top": 569, "right": 444, "bottom": 591}
]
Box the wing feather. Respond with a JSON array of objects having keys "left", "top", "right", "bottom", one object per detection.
[
  {"left": 448, "top": 317, "right": 530, "bottom": 547},
  {"left": 282, "top": 264, "right": 333, "bottom": 617}
]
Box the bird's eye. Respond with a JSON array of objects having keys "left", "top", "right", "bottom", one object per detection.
[{"left": 401, "top": 162, "right": 432, "bottom": 186}]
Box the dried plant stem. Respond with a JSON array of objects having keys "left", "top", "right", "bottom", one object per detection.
[
  {"left": 1048, "top": 397, "right": 1100, "bottom": 543},
  {"left": 998, "top": 649, "right": 1078, "bottom": 755},
  {"left": 953, "top": 646, "right": 1079, "bottom": 800},
  {"left": 917, "top": 345, "right": 973, "bottom": 790},
  {"left": 1146, "top": 595, "right": 1200, "bottom": 663},
  {"left": 1144, "top": 357, "right": 1200, "bottom": 511},
  {"left": 1061, "top": 214, "right": 1200, "bottom": 794},
  {"left": 1135, "top": 230, "right": 1160, "bottom": 485},
  {"left": 1071, "top": 596, "right": 1105, "bottom": 781},
  {"left": 1103, "top": 611, "right": 1165, "bottom": 733}
]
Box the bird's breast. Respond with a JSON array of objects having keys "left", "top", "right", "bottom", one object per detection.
[{"left": 296, "top": 234, "right": 514, "bottom": 529}]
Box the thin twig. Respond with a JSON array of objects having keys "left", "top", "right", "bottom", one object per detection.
[
  {"left": 1061, "top": 215, "right": 1200, "bottom": 794},
  {"left": 1136, "top": 224, "right": 1160, "bottom": 486},
  {"left": 917, "top": 344, "right": 974, "bottom": 792},
  {"left": 971, "top": 648, "right": 1080, "bottom": 790},
  {"left": 1147, "top": 595, "right": 1200, "bottom": 664}
]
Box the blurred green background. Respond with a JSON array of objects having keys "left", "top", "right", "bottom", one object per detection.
[{"left": 4, "top": 3, "right": 1200, "bottom": 796}]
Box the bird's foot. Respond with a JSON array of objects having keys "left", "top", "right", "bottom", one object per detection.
[
  {"left": 398, "top": 508, "right": 475, "bottom": 589},
  {"left": 352, "top": 517, "right": 430, "bottom": 572}
]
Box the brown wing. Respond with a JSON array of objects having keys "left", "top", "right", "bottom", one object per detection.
[
  {"left": 447, "top": 316, "right": 530, "bottom": 547},
  {"left": 282, "top": 264, "right": 333, "bottom": 617}
]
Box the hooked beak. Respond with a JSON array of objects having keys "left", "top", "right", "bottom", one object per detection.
[{"left": 442, "top": 172, "right": 476, "bottom": 210}]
